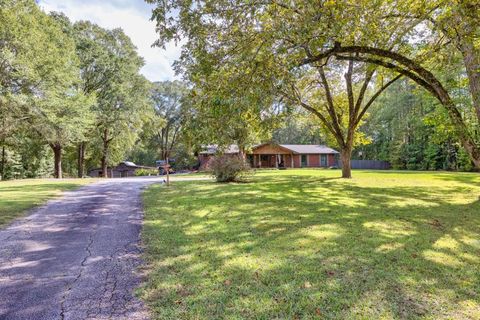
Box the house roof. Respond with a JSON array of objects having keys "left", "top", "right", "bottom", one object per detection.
[
  {"left": 200, "top": 143, "right": 339, "bottom": 155},
  {"left": 278, "top": 144, "right": 339, "bottom": 154},
  {"left": 118, "top": 161, "right": 157, "bottom": 169},
  {"left": 199, "top": 144, "right": 240, "bottom": 154},
  {"left": 88, "top": 162, "right": 157, "bottom": 172}
]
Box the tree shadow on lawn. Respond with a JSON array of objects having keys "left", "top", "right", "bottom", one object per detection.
[{"left": 141, "top": 175, "right": 480, "bottom": 319}]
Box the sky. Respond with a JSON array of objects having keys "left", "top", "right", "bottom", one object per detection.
[{"left": 38, "top": 0, "right": 180, "bottom": 82}]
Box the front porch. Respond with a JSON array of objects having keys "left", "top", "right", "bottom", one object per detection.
[
  {"left": 248, "top": 144, "right": 299, "bottom": 168},
  {"left": 248, "top": 153, "right": 296, "bottom": 168}
]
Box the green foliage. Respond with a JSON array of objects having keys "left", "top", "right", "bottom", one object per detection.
[
  {"left": 209, "top": 155, "right": 252, "bottom": 182},
  {"left": 134, "top": 168, "right": 158, "bottom": 177},
  {"left": 0, "top": 1, "right": 95, "bottom": 178},
  {"left": 272, "top": 110, "right": 326, "bottom": 144},
  {"left": 169, "top": 144, "right": 198, "bottom": 170},
  {"left": 185, "top": 87, "right": 276, "bottom": 154},
  {"left": 140, "top": 81, "right": 187, "bottom": 160},
  {"left": 359, "top": 79, "right": 474, "bottom": 171},
  {"left": 457, "top": 148, "right": 475, "bottom": 172},
  {"left": 0, "top": 1, "right": 154, "bottom": 179},
  {"left": 90, "top": 27, "right": 152, "bottom": 172}
]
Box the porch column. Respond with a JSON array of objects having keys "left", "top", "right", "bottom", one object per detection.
[
  {"left": 258, "top": 154, "right": 261, "bottom": 168},
  {"left": 275, "top": 154, "right": 278, "bottom": 168},
  {"left": 291, "top": 153, "right": 294, "bottom": 168}
]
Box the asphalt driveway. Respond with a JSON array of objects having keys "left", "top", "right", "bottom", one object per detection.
[{"left": 0, "top": 177, "right": 167, "bottom": 320}]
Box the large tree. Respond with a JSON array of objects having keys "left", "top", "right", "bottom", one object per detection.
[
  {"left": 53, "top": 20, "right": 152, "bottom": 178},
  {"left": 91, "top": 28, "right": 151, "bottom": 177},
  {"left": 272, "top": 110, "right": 326, "bottom": 145},
  {"left": 1, "top": 0, "right": 92, "bottom": 179},
  {"left": 71, "top": 21, "right": 125, "bottom": 177},
  {"left": 147, "top": 0, "right": 405, "bottom": 177},
  {"left": 184, "top": 88, "right": 276, "bottom": 158},
  {"left": 0, "top": 0, "right": 49, "bottom": 179},
  {"left": 148, "top": 81, "right": 188, "bottom": 160},
  {"left": 299, "top": 61, "right": 399, "bottom": 177},
  {"left": 292, "top": 0, "right": 480, "bottom": 169}
]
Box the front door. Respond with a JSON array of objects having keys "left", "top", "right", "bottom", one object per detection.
[
  {"left": 301, "top": 154, "right": 307, "bottom": 167},
  {"left": 260, "top": 155, "right": 269, "bottom": 167},
  {"left": 278, "top": 154, "right": 285, "bottom": 167},
  {"left": 321, "top": 154, "right": 327, "bottom": 167}
]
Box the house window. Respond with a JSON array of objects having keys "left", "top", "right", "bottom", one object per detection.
[
  {"left": 301, "top": 154, "right": 307, "bottom": 167},
  {"left": 321, "top": 154, "right": 327, "bottom": 166}
]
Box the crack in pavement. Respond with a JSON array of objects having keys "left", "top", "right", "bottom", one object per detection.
[
  {"left": 0, "top": 177, "right": 164, "bottom": 320},
  {"left": 60, "top": 232, "right": 95, "bottom": 320}
]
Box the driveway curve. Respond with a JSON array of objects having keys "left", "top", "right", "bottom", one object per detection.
[{"left": 0, "top": 177, "right": 164, "bottom": 320}]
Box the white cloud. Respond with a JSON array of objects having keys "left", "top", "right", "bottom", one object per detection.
[{"left": 39, "top": 0, "right": 181, "bottom": 82}]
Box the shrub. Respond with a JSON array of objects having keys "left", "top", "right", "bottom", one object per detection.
[
  {"left": 135, "top": 168, "right": 158, "bottom": 176},
  {"left": 209, "top": 155, "right": 252, "bottom": 182}
]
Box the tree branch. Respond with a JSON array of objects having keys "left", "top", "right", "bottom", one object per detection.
[
  {"left": 354, "top": 67, "right": 375, "bottom": 116},
  {"left": 345, "top": 59, "right": 355, "bottom": 122},
  {"left": 316, "top": 66, "right": 344, "bottom": 138},
  {"left": 334, "top": 54, "right": 441, "bottom": 102},
  {"left": 279, "top": 87, "right": 344, "bottom": 146},
  {"left": 355, "top": 74, "right": 402, "bottom": 127}
]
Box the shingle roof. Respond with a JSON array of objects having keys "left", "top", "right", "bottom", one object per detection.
[
  {"left": 279, "top": 144, "right": 339, "bottom": 154},
  {"left": 200, "top": 144, "right": 339, "bottom": 155},
  {"left": 199, "top": 144, "right": 240, "bottom": 154}
]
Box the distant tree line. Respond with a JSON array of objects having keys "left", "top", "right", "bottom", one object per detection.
[
  {"left": 357, "top": 79, "right": 474, "bottom": 171},
  {"left": 0, "top": 0, "right": 193, "bottom": 180}
]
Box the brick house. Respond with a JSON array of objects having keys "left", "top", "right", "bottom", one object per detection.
[
  {"left": 198, "top": 145, "right": 240, "bottom": 170},
  {"left": 198, "top": 143, "right": 339, "bottom": 169}
]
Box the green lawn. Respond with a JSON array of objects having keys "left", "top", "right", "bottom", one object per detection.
[
  {"left": 0, "top": 179, "right": 94, "bottom": 227},
  {"left": 140, "top": 169, "right": 480, "bottom": 319}
]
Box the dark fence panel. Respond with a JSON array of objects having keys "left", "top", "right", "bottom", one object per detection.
[{"left": 339, "top": 160, "right": 391, "bottom": 170}]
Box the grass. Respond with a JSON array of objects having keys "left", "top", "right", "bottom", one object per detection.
[
  {"left": 140, "top": 169, "right": 480, "bottom": 319},
  {"left": 0, "top": 178, "right": 95, "bottom": 227}
]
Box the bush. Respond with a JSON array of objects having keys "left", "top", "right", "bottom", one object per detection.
[
  {"left": 209, "top": 155, "right": 252, "bottom": 182},
  {"left": 135, "top": 168, "right": 158, "bottom": 176}
]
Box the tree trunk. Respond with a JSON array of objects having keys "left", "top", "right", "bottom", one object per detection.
[
  {"left": 461, "top": 44, "right": 480, "bottom": 122},
  {"left": 473, "top": 159, "right": 480, "bottom": 171},
  {"left": 51, "top": 143, "right": 62, "bottom": 179},
  {"left": 340, "top": 147, "right": 353, "bottom": 179},
  {"left": 101, "top": 153, "right": 108, "bottom": 178},
  {"left": 77, "top": 142, "right": 85, "bottom": 178},
  {"left": 238, "top": 145, "right": 246, "bottom": 160},
  {"left": 0, "top": 144, "right": 5, "bottom": 180},
  {"left": 101, "top": 129, "right": 109, "bottom": 178}
]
